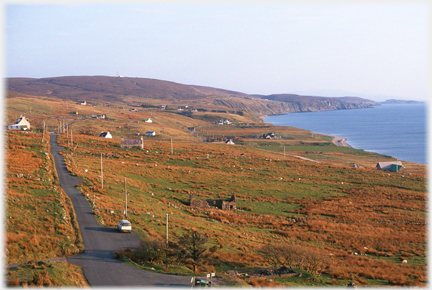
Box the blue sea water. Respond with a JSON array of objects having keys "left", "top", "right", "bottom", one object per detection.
[{"left": 263, "top": 103, "right": 427, "bottom": 164}]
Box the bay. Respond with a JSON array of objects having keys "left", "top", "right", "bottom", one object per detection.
[{"left": 263, "top": 103, "right": 427, "bottom": 164}]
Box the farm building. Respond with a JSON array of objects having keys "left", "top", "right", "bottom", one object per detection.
[
  {"left": 99, "top": 132, "right": 112, "bottom": 138},
  {"left": 145, "top": 118, "right": 152, "bottom": 123},
  {"left": 121, "top": 138, "right": 143, "bottom": 149},
  {"left": 225, "top": 139, "right": 235, "bottom": 145},
  {"left": 376, "top": 161, "right": 403, "bottom": 172},
  {"left": 190, "top": 193, "right": 236, "bottom": 211},
  {"left": 8, "top": 115, "right": 30, "bottom": 130},
  {"left": 79, "top": 101, "right": 86, "bottom": 105},
  {"left": 215, "top": 119, "right": 232, "bottom": 125},
  {"left": 263, "top": 132, "right": 277, "bottom": 139},
  {"left": 145, "top": 131, "right": 156, "bottom": 136}
]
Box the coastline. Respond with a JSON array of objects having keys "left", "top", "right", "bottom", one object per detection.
[
  {"left": 332, "top": 137, "right": 351, "bottom": 147},
  {"left": 260, "top": 115, "right": 352, "bottom": 148},
  {"left": 261, "top": 104, "right": 426, "bottom": 164},
  {"left": 313, "top": 133, "right": 351, "bottom": 148}
]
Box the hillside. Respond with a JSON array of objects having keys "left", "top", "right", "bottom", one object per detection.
[
  {"left": 257, "top": 94, "right": 378, "bottom": 112},
  {"left": 7, "top": 76, "right": 376, "bottom": 116},
  {"left": 5, "top": 88, "right": 426, "bottom": 286},
  {"left": 381, "top": 99, "right": 424, "bottom": 104}
]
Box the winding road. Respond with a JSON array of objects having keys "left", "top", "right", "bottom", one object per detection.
[{"left": 50, "top": 132, "right": 191, "bottom": 287}]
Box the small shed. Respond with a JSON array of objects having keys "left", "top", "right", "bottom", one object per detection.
[
  {"left": 145, "top": 118, "right": 152, "bottom": 123},
  {"left": 145, "top": 131, "right": 156, "bottom": 136},
  {"left": 376, "top": 161, "right": 403, "bottom": 172},
  {"left": 99, "top": 132, "right": 112, "bottom": 138}
]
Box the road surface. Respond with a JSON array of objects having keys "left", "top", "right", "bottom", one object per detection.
[{"left": 50, "top": 132, "right": 192, "bottom": 287}]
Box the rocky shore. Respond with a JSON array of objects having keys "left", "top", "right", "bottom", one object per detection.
[
  {"left": 332, "top": 136, "right": 351, "bottom": 147},
  {"left": 315, "top": 133, "right": 351, "bottom": 148}
]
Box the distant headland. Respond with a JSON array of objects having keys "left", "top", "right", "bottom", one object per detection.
[{"left": 381, "top": 99, "right": 424, "bottom": 104}]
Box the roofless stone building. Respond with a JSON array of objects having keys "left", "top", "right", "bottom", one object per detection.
[{"left": 190, "top": 193, "right": 236, "bottom": 211}]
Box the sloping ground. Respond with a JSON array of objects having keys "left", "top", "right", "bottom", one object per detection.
[
  {"left": 260, "top": 94, "right": 376, "bottom": 111},
  {"left": 55, "top": 132, "right": 426, "bottom": 286},
  {"left": 6, "top": 76, "right": 250, "bottom": 103},
  {"left": 5, "top": 131, "right": 83, "bottom": 264},
  {"left": 7, "top": 76, "right": 376, "bottom": 116}
]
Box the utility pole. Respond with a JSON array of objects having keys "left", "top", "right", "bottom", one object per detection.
[
  {"left": 171, "top": 139, "right": 173, "bottom": 154},
  {"left": 101, "top": 153, "right": 104, "bottom": 189},
  {"left": 166, "top": 213, "right": 169, "bottom": 267},
  {"left": 71, "top": 130, "right": 73, "bottom": 147},
  {"left": 124, "top": 177, "right": 127, "bottom": 217},
  {"left": 284, "top": 145, "right": 285, "bottom": 160},
  {"left": 42, "top": 121, "right": 45, "bottom": 141}
]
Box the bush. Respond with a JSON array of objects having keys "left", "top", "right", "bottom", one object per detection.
[
  {"left": 7, "top": 278, "right": 20, "bottom": 286},
  {"left": 32, "top": 270, "right": 51, "bottom": 286},
  {"left": 331, "top": 279, "right": 339, "bottom": 285}
]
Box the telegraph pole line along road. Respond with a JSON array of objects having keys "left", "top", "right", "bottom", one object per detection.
[{"left": 49, "top": 132, "right": 191, "bottom": 287}]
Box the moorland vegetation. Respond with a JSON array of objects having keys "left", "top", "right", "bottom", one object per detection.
[
  {"left": 5, "top": 130, "right": 86, "bottom": 286},
  {"left": 5, "top": 77, "right": 426, "bottom": 287}
]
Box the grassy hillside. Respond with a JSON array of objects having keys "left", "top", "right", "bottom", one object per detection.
[
  {"left": 5, "top": 90, "right": 426, "bottom": 287},
  {"left": 5, "top": 131, "right": 84, "bottom": 264},
  {"left": 7, "top": 76, "right": 376, "bottom": 116},
  {"left": 6, "top": 261, "right": 87, "bottom": 287},
  {"left": 54, "top": 131, "right": 426, "bottom": 286}
]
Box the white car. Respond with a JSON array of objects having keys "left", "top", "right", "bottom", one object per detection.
[{"left": 117, "top": 220, "right": 132, "bottom": 233}]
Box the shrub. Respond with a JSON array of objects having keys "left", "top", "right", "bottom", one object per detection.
[
  {"left": 131, "top": 238, "right": 165, "bottom": 264},
  {"left": 331, "top": 279, "right": 339, "bottom": 285},
  {"left": 7, "top": 278, "right": 20, "bottom": 286},
  {"left": 32, "top": 270, "right": 51, "bottom": 286}
]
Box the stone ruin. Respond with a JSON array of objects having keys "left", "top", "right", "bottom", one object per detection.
[{"left": 190, "top": 193, "right": 236, "bottom": 211}]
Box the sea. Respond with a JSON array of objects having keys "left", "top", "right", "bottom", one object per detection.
[{"left": 263, "top": 103, "right": 427, "bottom": 164}]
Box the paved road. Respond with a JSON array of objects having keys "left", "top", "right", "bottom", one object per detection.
[{"left": 50, "top": 132, "right": 192, "bottom": 287}]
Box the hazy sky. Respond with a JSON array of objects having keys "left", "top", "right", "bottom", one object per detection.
[{"left": 5, "top": 2, "right": 430, "bottom": 101}]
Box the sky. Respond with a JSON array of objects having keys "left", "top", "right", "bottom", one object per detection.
[{"left": 4, "top": 1, "right": 430, "bottom": 101}]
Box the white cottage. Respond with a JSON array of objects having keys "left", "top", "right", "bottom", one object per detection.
[
  {"left": 8, "top": 116, "right": 30, "bottom": 130},
  {"left": 225, "top": 139, "right": 235, "bottom": 145},
  {"left": 99, "top": 132, "right": 112, "bottom": 138}
]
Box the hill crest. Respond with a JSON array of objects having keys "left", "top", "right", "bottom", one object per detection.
[{"left": 7, "top": 76, "right": 377, "bottom": 115}]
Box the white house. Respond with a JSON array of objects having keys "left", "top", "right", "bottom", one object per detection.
[
  {"left": 145, "top": 131, "right": 156, "bottom": 136},
  {"left": 8, "top": 116, "right": 30, "bottom": 130},
  {"left": 225, "top": 139, "right": 235, "bottom": 145},
  {"left": 79, "top": 101, "right": 86, "bottom": 105},
  {"left": 99, "top": 132, "right": 112, "bottom": 138},
  {"left": 145, "top": 118, "right": 152, "bottom": 123},
  {"left": 215, "top": 119, "right": 232, "bottom": 125}
]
